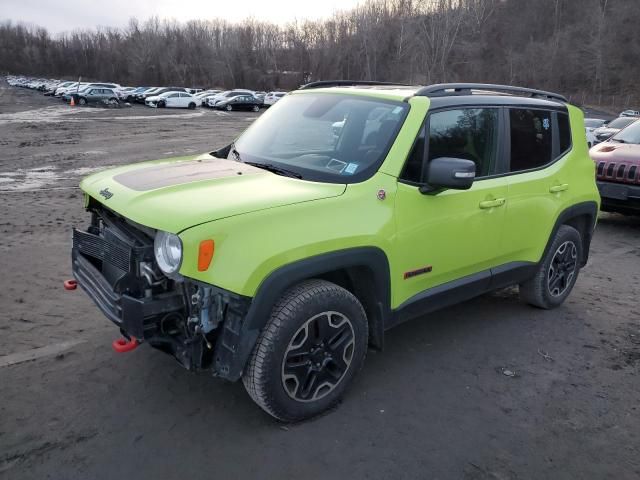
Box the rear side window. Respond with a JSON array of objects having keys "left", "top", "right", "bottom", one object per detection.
[{"left": 509, "top": 109, "right": 552, "bottom": 172}]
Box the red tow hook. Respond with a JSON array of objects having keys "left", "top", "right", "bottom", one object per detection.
[
  {"left": 63, "top": 279, "right": 78, "bottom": 290},
  {"left": 112, "top": 337, "right": 139, "bottom": 353}
]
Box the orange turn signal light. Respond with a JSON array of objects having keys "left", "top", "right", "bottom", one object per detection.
[{"left": 197, "top": 239, "right": 215, "bottom": 271}]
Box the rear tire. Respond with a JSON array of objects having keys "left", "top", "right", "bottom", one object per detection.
[
  {"left": 243, "top": 279, "right": 368, "bottom": 422},
  {"left": 519, "top": 225, "right": 582, "bottom": 309}
]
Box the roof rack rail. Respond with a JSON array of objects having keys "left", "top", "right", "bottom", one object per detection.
[
  {"left": 299, "top": 80, "right": 411, "bottom": 90},
  {"left": 415, "top": 83, "right": 567, "bottom": 103}
]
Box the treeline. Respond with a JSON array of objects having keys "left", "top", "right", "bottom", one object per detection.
[{"left": 0, "top": 0, "right": 638, "bottom": 107}]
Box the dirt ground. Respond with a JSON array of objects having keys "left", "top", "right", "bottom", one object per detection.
[{"left": 0, "top": 80, "right": 638, "bottom": 479}]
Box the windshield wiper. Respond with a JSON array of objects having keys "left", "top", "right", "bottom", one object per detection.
[
  {"left": 244, "top": 161, "right": 303, "bottom": 179},
  {"left": 230, "top": 144, "right": 303, "bottom": 179},
  {"left": 610, "top": 138, "right": 625, "bottom": 143}
]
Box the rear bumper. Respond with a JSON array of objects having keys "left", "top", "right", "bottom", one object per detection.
[{"left": 597, "top": 180, "right": 640, "bottom": 212}]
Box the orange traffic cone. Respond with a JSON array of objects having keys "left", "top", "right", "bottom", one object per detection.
[{"left": 70, "top": 96, "right": 75, "bottom": 106}]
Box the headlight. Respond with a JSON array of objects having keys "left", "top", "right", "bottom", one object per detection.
[{"left": 154, "top": 231, "right": 182, "bottom": 275}]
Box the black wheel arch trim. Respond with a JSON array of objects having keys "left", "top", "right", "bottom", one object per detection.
[
  {"left": 214, "top": 247, "right": 391, "bottom": 381},
  {"left": 542, "top": 200, "right": 598, "bottom": 268}
]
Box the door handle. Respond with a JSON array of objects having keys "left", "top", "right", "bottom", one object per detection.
[
  {"left": 479, "top": 198, "right": 506, "bottom": 209},
  {"left": 549, "top": 184, "right": 569, "bottom": 193}
]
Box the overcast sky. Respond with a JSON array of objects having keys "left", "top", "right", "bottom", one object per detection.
[{"left": 2, "top": 0, "right": 365, "bottom": 33}]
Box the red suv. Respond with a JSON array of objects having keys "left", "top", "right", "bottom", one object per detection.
[{"left": 590, "top": 119, "right": 640, "bottom": 214}]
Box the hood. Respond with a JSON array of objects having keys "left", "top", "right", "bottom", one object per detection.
[
  {"left": 590, "top": 142, "right": 640, "bottom": 164},
  {"left": 80, "top": 155, "right": 346, "bottom": 233}
]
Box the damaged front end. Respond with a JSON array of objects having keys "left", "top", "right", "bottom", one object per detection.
[{"left": 71, "top": 202, "right": 251, "bottom": 377}]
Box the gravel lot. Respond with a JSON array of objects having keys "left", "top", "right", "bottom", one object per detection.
[{"left": 0, "top": 80, "right": 638, "bottom": 479}]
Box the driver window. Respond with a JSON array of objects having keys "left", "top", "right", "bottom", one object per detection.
[{"left": 401, "top": 108, "right": 499, "bottom": 183}]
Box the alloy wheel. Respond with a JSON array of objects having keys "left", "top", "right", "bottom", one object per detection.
[
  {"left": 281, "top": 311, "right": 355, "bottom": 403},
  {"left": 548, "top": 240, "right": 578, "bottom": 297}
]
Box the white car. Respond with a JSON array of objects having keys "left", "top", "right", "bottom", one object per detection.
[
  {"left": 56, "top": 82, "right": 86, "bottom": 97},
  {"left": 263, "top": 91, "right": 287, "bottom": 106},
  {"left": 620, "top": 110, "right": 640, "bottom": 117},
  {"left": 145, "top": 91, "right": 201, "bottom": 109},
  {"left": 584, "top": 118, "right": 606, "bottom": 148}
]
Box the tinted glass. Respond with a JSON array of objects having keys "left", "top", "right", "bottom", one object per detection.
[
  {"left": 558, "top": 113, "right": 571, "bottom": 153},
  {"left": 428, "top": 108, "right": 499, "bottom": 177},
  {"left": 233, "top": 93, "right": 408, "bottom": 183},
  {"left": 509, "top": 109, "right": 552, "bottom": 172},
  {"left": 400, "top": 128, "right": 426, "bottom": 183}
]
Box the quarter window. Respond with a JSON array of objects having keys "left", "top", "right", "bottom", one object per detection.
[
  {"left": 509, "top": 109, "right": 553, "bottom": 172},
  {"left": 558, "top": 112, "right": 571, "bottom": 154}
]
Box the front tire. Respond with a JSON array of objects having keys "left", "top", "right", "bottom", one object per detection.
[
  {"left": 252, "top": 104, "right": 260, "bottom": 112},
  {"left": 78, "top": 97, "right": 87, "bottom": 105},
  {"left": 519, "top": 225, "right": 582, "bottom": 309},
  {"left": 225, "top": 104, "right": 233, "bottom": 111},
  {"left": 188, "top": 102, "right": 196, "bottom": 109},
  {"left": 243, "top": 280, "right": 368, "bottom": 422}
]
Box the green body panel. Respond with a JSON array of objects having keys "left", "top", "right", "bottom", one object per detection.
[
  {"left": 79, "top": 89, "right": 599, "bottom": 310},
  {"left": 392, "top": 178, "right": 508, "bottom": 307},
  {"left": 179, "top": 172, "right": 399, "bottom": 298}
]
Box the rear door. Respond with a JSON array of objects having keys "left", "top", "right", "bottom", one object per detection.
[{"left": 500, "top": 107, "right": 573, "bottom": 263}]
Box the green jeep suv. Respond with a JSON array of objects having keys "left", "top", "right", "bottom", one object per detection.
[{"left": 71, "top": 82, "right": 600, "bottom": 421}]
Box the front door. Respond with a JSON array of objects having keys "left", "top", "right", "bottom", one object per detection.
[{"left": 392, "top": 107, "right": 509, "bottom": 308}]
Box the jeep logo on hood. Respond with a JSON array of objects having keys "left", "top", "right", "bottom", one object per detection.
[{"left": 99, "top": 187, "right": 114, "bottom": 200}]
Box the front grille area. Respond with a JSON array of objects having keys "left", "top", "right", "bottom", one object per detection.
[
  {"left": 597, "top": 160, "right": 640, "bottom": 185},
  {"left": 73, "top": 228, "right": 132, "bottom": 272}
]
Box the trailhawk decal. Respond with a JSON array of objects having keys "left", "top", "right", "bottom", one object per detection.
[{"left": 404, "top": 266, "right": 433, "bottom": 279}]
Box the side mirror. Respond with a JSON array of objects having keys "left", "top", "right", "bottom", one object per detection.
[{"left": 419, "top": 157, "right": 476, "bottom": 194}]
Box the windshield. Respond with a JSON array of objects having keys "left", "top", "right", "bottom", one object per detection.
[
  {"left": 584, "top": 119, "right": 605, "bottom": 128},
  {"left": 232, "top": 93, "right": 409, "bottom": 183},
  {"left": 607, "top": 117, "right": 637, "bottom": 129},
  {"left": 611, "top": 119, "right": 640, "bottom": 144}
]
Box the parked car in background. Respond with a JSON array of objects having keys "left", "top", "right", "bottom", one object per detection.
[
  {"left": 145, "top": 91, "right": 200, "bottom": 109},
  {"left": 590, "top": 119, "right": 640, "bottom": 214},
  {"left": 619, "top": 109, "right": 640, "bottom": 117},
  {"left": 56, "top": 82, "right": 87, "bottom": 97},
  {"left": 263, "top": 91, "right": 287, "bottom": 106},
  {"left": 213, "top": 94, "right": 261, "bottom": 111},
  {"left": 70, "top": 87, "right": 119, "bottom": 106},
  {"left": 121, "top": 87, "right": 149, "bottom": 102},
  {"left": 138, "top": 87, "right": 186, "bottom": 103},
  {"left": 205, "top": 89, "right": 255, "bottom": 107},
  {"left": 592, "top": 116, "right": 638, "bottom": 144}
]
